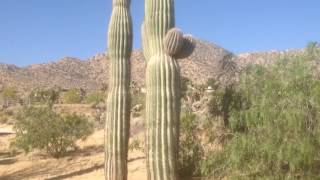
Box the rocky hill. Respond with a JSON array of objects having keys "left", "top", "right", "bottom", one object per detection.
[
  {"left": 237, "top": 49, "right": 304, "bottom": 68},
  {"left": 0, "top": 38, "right": 303, "bottom": 92},
  {"left": 0, "top": 39, "right": 232, "bottom": 92}
]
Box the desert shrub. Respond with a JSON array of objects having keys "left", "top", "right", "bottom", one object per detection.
[
  {"left": 12, "top": 106, "right": 94, "bottom": 158},
  {"left": 205, "top": 78, "right": 219, "bottom": 90},
  {"left": 62, "top": 89, "right": 82, "bottom": 104},
  {"left": 130, "top": 92, "right": 145, "bottom": 118},
  {"left": 179, "top": 111, "right": 204, "bottom": 177},
  {"left": 85, "top": 91, "right": 105, "bottom": 105},
  {"left": 0, "top": 111, "right": 10, "bottom": 123},
  {"left": 207, "top": 85, "right": 249, "bottom": 127},
  {"left": 0, "top": 87, "right": 17, "bottom": 107},
  {"left": 28, "top": 88, "right": 60, "bottom": 106},
  {"left": 203, "top": 45, "right": 320, "bottom": 179},
  {"left": 306, "top": 42, "right": 320, "bottom": 60},
  {"left": 128, "top": 138, "right": 144, "bottom": 152},
  {"left": 181, "top": 76, "right": 191, "bottom": 98},
  {"left": 131, "top": 92, "right": 145, "bottom": 110}
]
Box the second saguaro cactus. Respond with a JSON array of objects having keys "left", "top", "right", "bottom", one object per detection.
[
  {"left": 105, "top": 0, "right": 132, "bottom": 180},
  {"left": 143, "top": 0, "right": 195, "bottom": 179}
]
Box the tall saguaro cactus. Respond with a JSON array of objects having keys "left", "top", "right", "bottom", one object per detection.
[
  {"left": 142, "top": 0, "right": 195, "bottom": 179},
  {"left": 105, "top": 0, "right": 132, "bottom": 179}
]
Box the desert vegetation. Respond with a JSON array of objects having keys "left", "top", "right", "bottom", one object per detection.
[
  {"left": 0, "top": 87, "right": 18, "bottom": 108},
  {"left": 0, "top": 0, "right": 319, "bottom": 178},
  {"left": 202, "top": 43, "right": 320, "bottom": 179},
  {"left": 62, "top": 89, "right": 84, "bottom": 104},
  {"left": 85, "top": 91, "right": 105, "bottom": 106},
  {"left": 1, "top": 43, "right": 320, "bottom": 180},
  {"left": 12, "top": 106, "right": 94, "bottom": 158},
  {"left": 179, "top": 42, "right": 320, "bottom": 179}
]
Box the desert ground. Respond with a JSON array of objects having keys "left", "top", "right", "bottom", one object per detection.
[{"left": 0, "top": 119, "right": 147, "bottom": 180}]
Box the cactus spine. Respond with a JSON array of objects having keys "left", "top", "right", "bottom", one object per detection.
[{"left": 105, "top": 0, "right": 132, "bottom": 179}]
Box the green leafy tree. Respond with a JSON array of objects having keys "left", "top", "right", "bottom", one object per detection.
[
  {"left": 207, "top": 86, "right": 249, "bottom": 126},
  {"left": 203, "top": 44, "right": 320, "bottom": 179}
]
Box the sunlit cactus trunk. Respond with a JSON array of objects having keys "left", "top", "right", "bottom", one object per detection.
[
  {"left": 105, "top": 0, "right": 132, "bottom": 179},
  {"left": 143, "top": 0, "right": 181, "bottom": 179},
  {"left": 145, "top": 54, "right": 181, "bottom": 180}
]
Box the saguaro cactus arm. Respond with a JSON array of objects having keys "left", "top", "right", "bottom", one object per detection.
[
  {"left": 164, "top": 28, "right": 196, "bottom": 59},
  {"left": 105, "top": 0, "right": 132, "bottom": 180},
  {"left": 164, "top": 28, "right": 184, "bottom": 56},
  {"left": 172, "top": 34, "right": 196, "bottom": 59}
]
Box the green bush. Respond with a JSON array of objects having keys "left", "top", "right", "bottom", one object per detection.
[
  {"left": 85, "top": 91, "right": 105, "bottom": 105},
  {"left": 179, "top": 111, "right": 204, "bottom": 177},
  {"left": 203, "top": 44, "right": 320, "bottom": 179},
  {"left": 207, "top": 85, "right": 249, "bottom": 127},
  {"left": 62, "top": 89, "right": 82, "bottom": 104},
  {"left": 12, "top": 106, "right": 94, "bottom": 158}
]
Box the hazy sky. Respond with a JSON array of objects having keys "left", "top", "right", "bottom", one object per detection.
[{"left": 0, "top": 0, "right": 320, "bottom": 67}]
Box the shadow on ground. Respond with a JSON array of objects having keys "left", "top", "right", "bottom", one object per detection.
[{"left": 0, "top": 145, "right": 145, "bottom": 180}]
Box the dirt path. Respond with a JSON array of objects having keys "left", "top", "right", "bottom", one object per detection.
[{"left": 0, "top": 125, "right": 14, "bottom": 135}]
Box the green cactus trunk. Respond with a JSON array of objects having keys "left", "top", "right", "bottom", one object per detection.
[
  {"left": 143, "top": 0, "right": 181, "bottom": 179},
  {"left": 105, "top": 0, "right": 132, "bottom": 180},
  {"left": 145, "top": 55, "right": 180, "bottom": 180}
]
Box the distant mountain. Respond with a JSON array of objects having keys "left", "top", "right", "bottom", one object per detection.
[
  {"left": 237, "top": 49, "right": 304, "bottom": 68},
  {"left": 0, "top": 39, "right": 233, "bottom": 92},
  {"left": 0, "top": 38, "right": 304, "bottom": 92}
]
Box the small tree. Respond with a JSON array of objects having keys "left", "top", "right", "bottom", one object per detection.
[
  {"left": 12, "top": 106, "right": 94, "bottom": 158},
  {"left": 28, "top": 88, "right": 60, "bottom": 106}
]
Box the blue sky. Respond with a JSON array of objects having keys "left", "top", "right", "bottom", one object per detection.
[{"left": 0, "top": 0, "right": 319, "bottom": 67}]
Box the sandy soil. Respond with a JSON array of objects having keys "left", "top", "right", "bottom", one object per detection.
[{"left": 0, "top": 123, "right": 147, "bottom": 180}]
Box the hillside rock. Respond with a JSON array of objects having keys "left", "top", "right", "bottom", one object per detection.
[
  {"left": 237, "top": 49, "right": 304, "bottom": 68},
  {"left": 0, "top": 38, "right": 305, "bottom": 93},
  {"left": 0, "top": 39, "right": 233, "bottom": 92}
]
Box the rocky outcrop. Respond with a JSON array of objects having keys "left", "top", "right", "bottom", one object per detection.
[
  {"left": 0, "top": 38, "right": 232, "bottom": 92},
  {"left": 0, "top": 38, "right": 304, "bottom": 93}
]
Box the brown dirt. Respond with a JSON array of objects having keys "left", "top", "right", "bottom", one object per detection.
[{"left": 0, "top": 124, "right": 147, "bottom": 180}]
